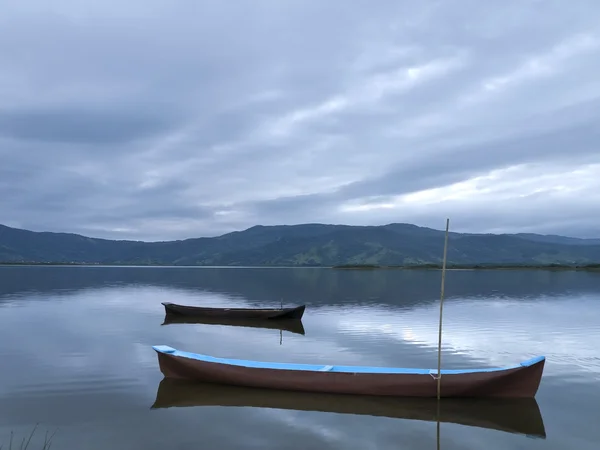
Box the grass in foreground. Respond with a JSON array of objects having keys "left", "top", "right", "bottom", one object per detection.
[{"left": 0, "top": 425, "right": 57, "bottom": 450}]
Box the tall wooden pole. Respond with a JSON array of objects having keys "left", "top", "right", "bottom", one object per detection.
[{"left": 436, "top": 218, "right": 450, "bottom": 400}]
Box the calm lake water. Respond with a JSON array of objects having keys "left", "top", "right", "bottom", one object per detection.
[{"left": 0, "top": 266, "right": 599, "bottom": 449}]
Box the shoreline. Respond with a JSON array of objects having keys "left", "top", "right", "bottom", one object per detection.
[
  {"left": 1, "top": 262, "right": 599, "bottom": 271},
  {"left": 331, "top": 264, "right": 600, "bottom": 271}
]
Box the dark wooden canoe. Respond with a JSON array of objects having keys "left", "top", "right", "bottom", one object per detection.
[
  {"left": 151, "top": 378, "right": 546, "bottom": 438},
  {"left": 161, "top": 302, "right": 305, "bottom": 320},
  {"left": 152, "top": 345, "right": 545, "bottom": 398},
  {"left": 161, "top": 315, "right": 306, "bottom": 335}
]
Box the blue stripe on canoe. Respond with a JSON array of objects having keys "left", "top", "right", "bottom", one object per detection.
[{"left": 153, "top": 345, "right": 545, "bottom": 375}]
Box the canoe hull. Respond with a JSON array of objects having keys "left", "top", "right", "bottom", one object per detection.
[
  {"left": 153, "top": 348, "right": 545, "bottom": 399},
  {"left": 162, "top": 302, "right": 305, "bottom": 320}
]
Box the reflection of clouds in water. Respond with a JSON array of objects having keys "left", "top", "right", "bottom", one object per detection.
[
  {"left": 2, "top": 288, "right": 598, "bottom": 380},
  {"left": 2, "top": 285, "right": 251, "bottom": 313},
  {"left": 3, "top": 282, "right": 600, "bottom": 449},
  {"left": 0, "top": 286, "right": 256, "bottom": 376},
  {"left": 0, "top": 294, "right": 163, "bottom": 394},
  {"left": 72, "top": 285, "right": 246, "bottom": 312},
  {"left": 6, "top": 286, "right": 600, "bottom": 388},
  {"left": 260, "top": 408, "right": 346, "bottom": 442},
  {"left": 248, "top": 405, "right": 437, "bottom": 450},
  {"left": 336, "top": 294, "right": 600, "bottom": 377},
  {"left": 230, "top": 401, "right": 537, "bottom": 450},
  {"left": 0, "top": 290, "right": 597, "bottom": 449},
  {"left": 163, "top": 315, "right": 382, "bottom": 368},
  {"left": 0, "top": 287, "right": 378, "bottom": 398}
]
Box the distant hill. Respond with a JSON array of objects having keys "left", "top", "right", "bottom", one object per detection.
[
  {"left": 510, "top": 233, "right": 600, "bottom": 246},
  {"left": 1, "top": 223, "right": 600, "bottom": 266}
]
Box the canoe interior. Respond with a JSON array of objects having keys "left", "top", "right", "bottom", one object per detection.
[
  {"left": 151, "top": 378, "right": 546, "bottom": 438},
  {"left": 162, "top": 302, "right": 305, "bottom": 320},
  {"left": 161, "top": 315, "right": 306, "bottom": 335}
]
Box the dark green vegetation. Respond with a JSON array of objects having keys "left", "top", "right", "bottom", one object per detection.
[
  {"left": 333, "top": 263, "right": 600, "bottom": 271},
  {"left": 2, "top": 223, "right": 600, "bottom": 267}
]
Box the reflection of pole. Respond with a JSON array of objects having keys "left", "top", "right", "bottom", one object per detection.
[
  {"left": 436, "top": 400, "right": 441, "bottom": 450},
  {"left": 437, "top": 421, "right": 441, "bottom": 450},
  {"left": 279, "top": 298, "right": 283, "bottom": 345},
  {"left": 436, "top": 218, "right": 450, "bottom": 400}
]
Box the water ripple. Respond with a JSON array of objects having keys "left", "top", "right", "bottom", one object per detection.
[{"left": 8, "top": 377, "right": 143, "bottom": 397}]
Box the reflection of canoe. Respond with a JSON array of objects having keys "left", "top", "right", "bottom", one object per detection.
[
  {"left": 151, "top": 378, "right": 546, "bottom": 438},
  {"left": 152, "top": 345, "right": 545, "bottom": 398},
  {"left": 161, "top": 315, "right": 306, "bottom": 335},
  {"left": 161, "top": 302, "right": 305, "bottom": 319}
]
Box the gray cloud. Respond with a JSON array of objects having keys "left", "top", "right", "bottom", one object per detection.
[
  {"left": 1, "top": 0, "right": 600, "bottom": 240},
  {"left": 0, "top": 107, "right": 177, "bottom": 144}
]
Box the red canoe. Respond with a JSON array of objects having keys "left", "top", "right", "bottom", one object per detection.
[
  {"left": 161, "top": 302, "right": 305, "bottom": 320},
  {"left": 152, "top": 345, "right": 545, "bottom": 398}
]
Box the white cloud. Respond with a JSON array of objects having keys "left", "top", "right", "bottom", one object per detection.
[
  {"left": 349, "top": 162, "right": 599, "bottom": 209},
  {"left": 467, "top": 33, "right": 600, "bottom": 100}
]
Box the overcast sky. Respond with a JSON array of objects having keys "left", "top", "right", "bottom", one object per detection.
[{"left": 1, "top": 0, "right": 599, "bottom": 241}]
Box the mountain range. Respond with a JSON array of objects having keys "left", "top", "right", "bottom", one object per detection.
[{"left": 2, "top": 222, "right": 600, "bottom": 267}]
